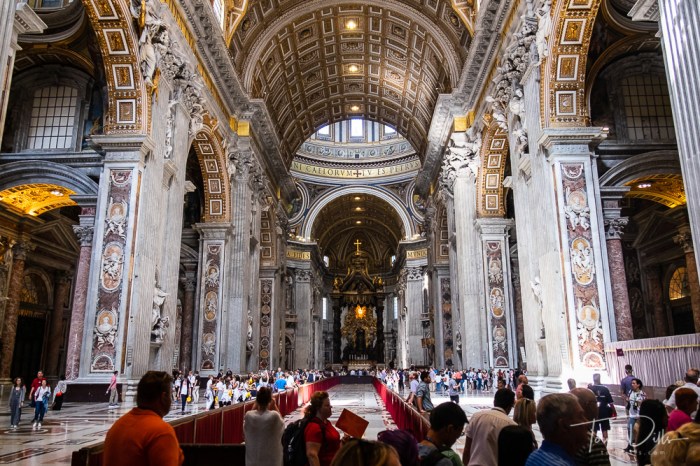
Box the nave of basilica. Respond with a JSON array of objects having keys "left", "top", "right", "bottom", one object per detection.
[{"left": 0, "top": 0, "right": 698, "bottom": 399}]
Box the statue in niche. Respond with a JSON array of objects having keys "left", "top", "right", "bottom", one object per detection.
[{"left": 151, "top": 282, "right": 169, "bottom": 343}]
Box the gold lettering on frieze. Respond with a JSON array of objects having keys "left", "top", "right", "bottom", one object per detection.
[
  {"left": 406, "top": 249, "right": 428, "bottom": 259},
  {"left": 290, "top": 160, "right": 421, "bottom": 179},
  {"left": 286, "top": 249, "right": 311, "bottom": 260}
]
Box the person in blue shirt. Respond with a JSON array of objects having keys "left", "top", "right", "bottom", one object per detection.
[
  {"left": 525, "top": 393, "right": 589, "bottom": 466},
  {"left": 275, "top": 373, "right": 288, "bottom": 391}
]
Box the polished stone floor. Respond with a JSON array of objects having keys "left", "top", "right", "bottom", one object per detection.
[{"left": 0, "top": 385, "right": 636, "bottom": 465}]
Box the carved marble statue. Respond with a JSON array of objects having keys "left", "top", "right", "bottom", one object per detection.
[
  {"left": 535, "top": 0, "right": 553, "bottom": 64},
  {"left": 151, "top": 283, "right": 169, "bottom": 342}
]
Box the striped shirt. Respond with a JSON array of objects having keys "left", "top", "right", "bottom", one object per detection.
[{"left": 525, "top": 440, "right": 576, "bottom": 466}]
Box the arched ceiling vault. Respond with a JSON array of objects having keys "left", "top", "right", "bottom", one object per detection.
[
  {"left": 312, "top": 194, "right": 404, "bottom": 271},
  {"left": 229, "top": 1, "right": 472, "bottom": 167}
]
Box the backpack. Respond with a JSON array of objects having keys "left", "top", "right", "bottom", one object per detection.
[
  {"left": 282, "top": 417, "right": 324, "bottom": 466},
  {"left": 420, "top": 444, "right": 450, "bottom": 466}
]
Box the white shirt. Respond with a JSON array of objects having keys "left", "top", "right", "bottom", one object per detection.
[
  {"left": 465, "top": 407, "right": 517, "bottom": 466},
  {"left": 665, "top": 382, "right": 700, "bottom": 418}
]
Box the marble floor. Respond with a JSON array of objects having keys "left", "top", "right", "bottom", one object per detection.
[{"left": 0, "top": 385, "right": 637, "bottom": 465}]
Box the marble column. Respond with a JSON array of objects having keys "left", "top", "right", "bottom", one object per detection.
[
  {"left": 0, "top": 242, "right": 33, "bottom": 382},
  {"left": 375, "top": 297, "right": 385, "bottom": 363},
  {"left": 644, "top": 265, "right": 668, "bottom": 337},
  {"left": 193, "top": 224, "right": 232, "bottom": 376},
  {"left": 635, "top": 0, "right": 700, "bottom": 273},
  {"left": 451, "top": 165, "right": 485, "bottom": 367},
  {"left": 293, "top": 268, "right": 313, "bottom": 369},
  {"left": 477, "top": 218, "right": 516, "bottom": 368},
  {"left": 674, "top": 227, "right": 700, "bottom": 332},
  {"left": 64, "top": 222, "right": 94, "bottom": 380},
  {"left": 46, "top": 271, "right": 73, "bottom": 378},
  {"left": 403, "top": 266, "right": 425, "bottom": 366},
  {"left": 539, "top": 128, "right": 612, "bottom": 377},
  {"left": 510, "top": 252, "right": 526, "bottom": 368},
  {"left": 605, "top": 218, "right": 633, "bottom": 341},
  {"left": 331, "top": 296, "right": 341, "bottom": 363},
  {"left": 179, "top": 276, "right": 196, "bottom": 371},
  {"left": 0, "top": 1, "right": 45, "bottom": 143}
]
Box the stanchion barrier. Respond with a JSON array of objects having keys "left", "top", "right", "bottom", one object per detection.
[
  {"left": 194, "top": 410, "right": 223, "bottom": 444},
  {"left": 222, "top": 402, "right": 246, "bottom": 443},
  {"left": 372, "top": 377, "right": 430, "bottom": 442},
  {"left": 72, "top": 377, "right": 341, "bottom": 465}
]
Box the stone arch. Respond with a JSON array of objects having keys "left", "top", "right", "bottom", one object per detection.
[
  {"left": 81, "top": 0, "right": 148, "bottom": 134},
  {"left": 599, "top": 151, "right": 681, "bottom": 187},
  {"left": 190, "top": 127, "right": 231, "bottom": 222},
  {"left": 22, "top": 267, "right": 54, "bottom": 308},
  {"left": 477, "top": 123, "right": 509, "bottom": 217},
  {"left": 0, "top": 160, "right": 99, "bottom": 207},
  {"left": 542, "top": 0, "right": 604, "bottom": 127},
  {"left": 300, "top": 186, "right": 415, "bottom": 241},
  {"left": 224, "top": 0, "right": 250, "bottom": 46}
]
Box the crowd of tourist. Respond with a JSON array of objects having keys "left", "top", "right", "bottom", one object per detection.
[{"left": 11, "top": 363, "right": 700, "bottom": 466}]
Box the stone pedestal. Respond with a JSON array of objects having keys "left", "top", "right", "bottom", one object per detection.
[
  {"left": 46, "top": 271, "right": 73, "bottom": 378},
  {"left": 65, "top": 220, "right": 94, "bottom": 380},
  {"left": 0, "top": 242, "right": 32, "bottom": 382},
  {"left": 605, "top": 218, "right": 633, "bottom": 341}
]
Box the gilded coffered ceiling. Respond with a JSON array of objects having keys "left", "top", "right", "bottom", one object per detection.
[
  {"left": 313, "top": 193, "right": 404, "bottom": 271},
  {"left": 229, "top": 1, "right": 472, "bottom": 167}
]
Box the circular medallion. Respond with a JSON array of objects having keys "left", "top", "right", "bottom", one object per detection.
[
  {"left": 260, "top": 349, "right": 269, "bottom": 359},
  {"left": 261, "top": 304, "right": 271, "bottom": 314},
  {"left": 261, "top": 315, "right": 270, "bottom": 326}
]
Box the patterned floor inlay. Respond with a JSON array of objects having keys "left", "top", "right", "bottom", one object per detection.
[{"left": 0, "top": 449, "right": 61, "bottom": 464}]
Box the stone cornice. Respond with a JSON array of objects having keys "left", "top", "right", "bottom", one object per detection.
[
  {"left": 177, "top": 0, "right": 296, "bottom": 204},
  {"left": 415, "top": 0, "right": 513, "bottom": 196}
]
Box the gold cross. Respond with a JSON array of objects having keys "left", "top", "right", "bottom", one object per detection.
[{"left": 354, "top": 239, "right": 362, "bottom": 253}]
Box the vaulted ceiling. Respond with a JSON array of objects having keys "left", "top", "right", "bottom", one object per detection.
[
  {"left": 312, "top": 193, "right": 405, "bottom": 273},
  {"left": 229, "top": 1, "right": 472, "bottom": 167}
]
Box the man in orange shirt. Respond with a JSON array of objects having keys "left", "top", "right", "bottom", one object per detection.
[{"left": 103, "top": 371, "right": 183, "bottom": 466}]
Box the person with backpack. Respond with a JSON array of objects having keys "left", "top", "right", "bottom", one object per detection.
[
  {"left": 281, "top": 390, "right": 339, "bottom": 466},
  {"left": 418, "top": 401, "right": 467, "bottom": 466}
]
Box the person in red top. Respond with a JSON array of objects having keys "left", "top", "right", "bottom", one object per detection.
[
  {"left": 28, "top": 370, "right": 45, "bottom": 402},
  {"left": 667, "top": 387, "right": 698, "bottom": 432},
  {"left": 103, "top": 371, "right": 183, "bottom": 466},
  {"left": 304, "top": 391, "right": 341, "bottom": 466}
]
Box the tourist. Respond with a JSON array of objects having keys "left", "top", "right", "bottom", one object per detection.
[
  {"left": 513, "top": 397, "right": 537, "bottom": 449},
  {"left": 667, "top": 387, "right": 698, "bottom": 431},
  {"left": 332, "top": 439, "right": 400, "bottom": 466},
  {"left": 377, "top": 429, "right": 419, "bottom": 466},
  {"left": 665, "top": 368, "right": 700, "bottom": 417},
  {"left": 463, "top": 388, "right": 517, "bottom": 466},
  {"left": 620, "top": 364, "right": 635, "bottom": 415},
  {"left": 588, "top": 373, "right": 614, "bottom": 443},
  {"left": 31, "top": 378, "right": 51, "bottom": 429},
  {"left": 103, "top": 371, "right": 183, "bottom": 466},
  {"left": 178, "top": 370, "right": 190, "bottom": 414},
  {"left": 9, "top": 377, "right": 25, "bottom": 429},
  {"left": 663, "top": 383, "right": 681, "bottom": 415},
  {"left": 305, "top": 391, "right": 341, "bottom": 466},
  {"left": 106, "top": 370, "right": 119, "bottom": 408},
  {"left": 634, "top": 399, "right": 667, "bottom": 466},
  {"left": 497, "top": 426, "right": 535, "bottom": 466},
  {"left": 27, "top": 370, "right": 45, "bottom": 403},
  {"left": 52, "top": 374, "right": 68, "bottom": 411},
  {"left": 189, "top": 371, "right": 199, "bottom": 404},
  {"left": 416, "top": 371, "right": 434, "bottom": 416},
  {"left": 570, "top": 388, "right": 610, "bottom": 466},
  {"left": 418, "top": 401, "right": 467, "bottom": 466},
  {"left": 447, "top": 372, "right": 460, "bottom": 404},
  {"left": 244, "top": 386, "right": 283, "bottom": 465},
  {"left": 524, "top": 394, "right": 589, "bottom": 466},
  {"left": 624, "top": 378, "right": 645, "bottom": 452}
]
